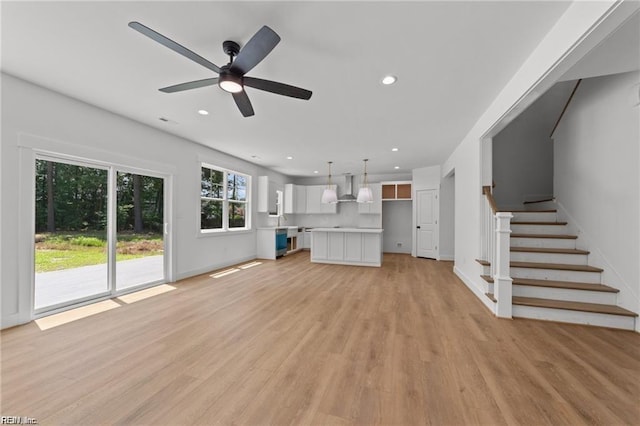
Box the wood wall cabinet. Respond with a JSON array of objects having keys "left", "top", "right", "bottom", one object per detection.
[{"left": 381, "top": 181, "right": 412, "bottom": 200}]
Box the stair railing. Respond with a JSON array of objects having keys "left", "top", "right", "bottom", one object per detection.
[{"left": 482, "top": 186, "right": 513, "bottom": 318}]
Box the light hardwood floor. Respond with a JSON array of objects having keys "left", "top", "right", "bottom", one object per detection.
[{"left": 2, "top": 252, "right": 639, "bottom": 425}]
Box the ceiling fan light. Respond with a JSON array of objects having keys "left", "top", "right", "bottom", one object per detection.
[
  {"left": 357, "top": 187, "right": 373, "bottom": 203},
  {"left": 219, "top": 74, "right": 243, "bottom": 93}
]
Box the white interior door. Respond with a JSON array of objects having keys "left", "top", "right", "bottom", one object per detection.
[{"left": 416, "top": 189, "right": 439, "bottom": 259}]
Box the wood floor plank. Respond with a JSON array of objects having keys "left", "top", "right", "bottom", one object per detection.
[{"left": 1, "top": 252, "right": 639, "bottom": 425}]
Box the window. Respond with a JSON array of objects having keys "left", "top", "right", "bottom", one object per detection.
[{"left": 201, "top": 164, "right": 250, "bottom": 232}]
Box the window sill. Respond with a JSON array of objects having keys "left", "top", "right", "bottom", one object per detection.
[{"left": 198, "top": 228, "right": 254, "bottom": 238}]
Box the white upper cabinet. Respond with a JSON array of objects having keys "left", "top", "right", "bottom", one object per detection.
[
  {"left": 284, "top": 184, "right": 308, "bottom": 214},
  {"left": 295, "top": 185, "right": 307, "bottom": 213},
  {"left": 306, "top": 185, "right": 337, "bottom": 214},
  {"left": 284, "top": 183, "right": 294, "bottom": 214},
  {"left": 258, "top": 176, "right": 283, "bottom": 216}
]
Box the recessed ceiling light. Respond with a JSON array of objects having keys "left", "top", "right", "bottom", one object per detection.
[
  {"left": 198, "top": 109, "right": 209, "bottom": 115},
  {"left": 394, "top": 166, "right": 400, "bottom": 169},
  {"left": 391, "top": 148, "right": 399, "bottom": 152},
  {"left": 313, "top": 170, "right": 319, "bottom": 174},
  {"left": 286, "top": 156, "right": 293, "bottom": 160},
  {"left": 382, "top": 75, "right": 397, "bottom": 85}
]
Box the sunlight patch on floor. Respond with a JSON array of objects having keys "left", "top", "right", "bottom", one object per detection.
[
  {"left": 116, "top": 284, "right": 176, "bottom": 304},
  {"left": 210, "top": 268, "right": 241, "bottom": 279},
  {"left": 239, "top": 261, "right": 262, "bottom": 270},
  {"left": 35, "top": 300, "right": 121, "bottom": 330}
]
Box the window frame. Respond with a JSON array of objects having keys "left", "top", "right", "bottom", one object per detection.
[{"left": 200, "top": 163, "right": 251, "bottom": 234}]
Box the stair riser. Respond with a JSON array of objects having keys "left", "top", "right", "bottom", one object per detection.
[
  {"left": 513, "top": 285, "right": 617, "bottom": 305},
  {"left": 513, "top": 305, "right": 635, "bottom": 330},
  {"left": 511, "top": 224, "right": 568, "bottom": 235},
  {"left": 511, "top": 237, "right": 576, "bottom": 249},
  {"left": 510, "top": 251, "right": 588, "bottom": 265},
  {"left": 480, "top": 265, "right": 490, "bottom": 277},
  {"left": 510, "top": 267, "right": 601, "bottom": 284},
  {"left": 511, "top": 212, "right": 558, "bottom": 222}
]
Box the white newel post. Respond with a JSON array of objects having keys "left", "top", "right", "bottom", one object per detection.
[{"left": 494, "top": 212, "right": 513, "bottom": 318}]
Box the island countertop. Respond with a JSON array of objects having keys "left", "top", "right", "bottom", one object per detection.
[{"left": 310, "top": 227, "right": 383, "bottom": 233}]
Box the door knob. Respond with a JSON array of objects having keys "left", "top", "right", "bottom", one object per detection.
[{"left": 416, "top": 226, "right": 421, "bottom": 229}]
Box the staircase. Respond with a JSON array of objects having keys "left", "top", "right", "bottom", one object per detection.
[{"left": 478, "top": 209, "right": 637, "bottom": 330}]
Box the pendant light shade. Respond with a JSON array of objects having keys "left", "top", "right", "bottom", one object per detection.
[
  {"left": 357, "top": 159, "right": 373, "bottom": 203},
  {"left": 357, "top": 186, "right": 373, "bottom": 203},
  {"left": 322, "top": 188, "right": 338, "bottom": 204},
  {"left": 321, "top": 161, "right": 338, "bottom": 204}
]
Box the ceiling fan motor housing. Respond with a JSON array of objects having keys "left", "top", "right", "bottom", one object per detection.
[{"left": 223, "top": 40, "right": 240, "bottom": 58}]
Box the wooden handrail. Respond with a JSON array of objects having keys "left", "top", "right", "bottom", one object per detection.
[
  {"left": 482, "top": 185, "right": 498, "bottom": 214},
  {"left": 550, "top": 79, "right": 582, "bottom": 138}
]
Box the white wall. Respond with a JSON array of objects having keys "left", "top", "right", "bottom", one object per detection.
[
  {"left": 492, "top": 81, "right": 577, "bottom": 209},
  {"left": 0, "top": 73, "right": 288, "bottom": 328},
  {"left": 439, "top": 173, "right": 455, "bottom": 261},
  {"left": 382, "top": 201, "right": 412, "bottom": 253},
  {"left": 441, "top": 0, "right": 633, "bottom": 313},
  {"left": 554, "top": 71, "right": 640, "bottom": 322}
]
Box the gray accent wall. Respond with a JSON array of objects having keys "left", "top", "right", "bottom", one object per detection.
[{"left": 492, "top": 81, "right": 575, "bottom": 210}]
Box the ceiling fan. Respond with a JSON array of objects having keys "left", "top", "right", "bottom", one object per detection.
[{"left": 128, "top": 21, "right": 312, "bottom": 117}]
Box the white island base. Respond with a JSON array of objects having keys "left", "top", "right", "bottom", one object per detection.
[{"left": 310, "top": 228, "right": 383, "bottom": 267}]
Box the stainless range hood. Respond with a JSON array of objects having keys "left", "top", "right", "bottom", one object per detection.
[{"left": 338, "top": 174, "right": 357, "bottom": 202}]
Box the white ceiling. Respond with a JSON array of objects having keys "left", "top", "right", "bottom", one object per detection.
[{"left": 1, "top": 1, "right": 572, "bottom": 177}]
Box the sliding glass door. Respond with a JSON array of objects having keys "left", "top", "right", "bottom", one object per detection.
[
  {"left": 115, "top": 172, "right": 164, "bottom": 290},
  {"left": 34, "top": 159, "right": 110, "bottom": 310},
  {"left": 34, "top": 157, "right": 167, "bottom": 313}
]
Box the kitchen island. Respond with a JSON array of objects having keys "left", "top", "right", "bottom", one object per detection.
[{"left": 310, "top": 228, "right": 383, "bottom": 267}]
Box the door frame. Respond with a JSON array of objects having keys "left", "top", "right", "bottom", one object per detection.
[{"left": 18, "top": 134, "right": 175, "bottom": 321}]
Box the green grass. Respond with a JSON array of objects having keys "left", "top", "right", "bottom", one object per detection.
[{"left": 35, "top": 232, "right": 163, "bottom": 273}]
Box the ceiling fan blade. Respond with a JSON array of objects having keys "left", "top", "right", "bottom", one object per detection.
[
  {"left": 160, "top": 78, "right": 219, "bottom": 93},
  {"left": 230, "top": 26, "right": 281, "bottom": 75},
  {"left": 232, "top": 91, "right": 255, "bottom": 117},
  {"left": 243, "top": 77, "right": 312, "bottom": 100},
  {"left": 129, "top": 21, "right": 221, "bottom": 74}
]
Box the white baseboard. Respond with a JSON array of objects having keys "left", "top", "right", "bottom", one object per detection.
[
  {"left": 439, "top": 254, "right": 454, "bottom": 261},
  {"left": 1, "top": 313, "right": 22, "bottom": 330},
  {"left": 176, "top": 255, "right": 258, "bottom": 281},
  {"left": 453, "top": 265, "right": 495, "bottom": 314}
]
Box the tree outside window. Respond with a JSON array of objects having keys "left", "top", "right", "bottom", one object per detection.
[{"left": 201, "top": 165, "right": 250, "bottom": 232}]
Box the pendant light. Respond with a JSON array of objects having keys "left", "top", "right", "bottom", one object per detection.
[
  {"left": 321, "top": 161, "right": 338, "bottom": 204},
  {"left": 357, "top": 159, "right": 373, "bottom": 203}
]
